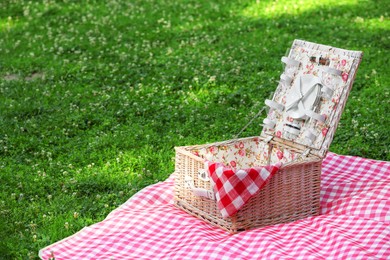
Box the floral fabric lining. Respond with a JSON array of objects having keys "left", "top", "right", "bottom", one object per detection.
[{"left": 192, "top": 137, "right": 299, "bottom": 170}]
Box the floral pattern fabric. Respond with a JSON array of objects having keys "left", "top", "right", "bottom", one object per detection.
[
  {"left": 192, "top": 137, "right": 300, "bottom": 170},
  {"left": 262, "top": 43, "right": 359, "bottom": 155}
]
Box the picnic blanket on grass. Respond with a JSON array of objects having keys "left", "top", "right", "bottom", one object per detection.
[{"left": 39, "top": 152, "right": 390, "bottom": 259}]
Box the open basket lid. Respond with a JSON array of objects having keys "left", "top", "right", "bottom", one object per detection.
[{"left": 261, "top": 39, "right": 363, "bottom": 158}]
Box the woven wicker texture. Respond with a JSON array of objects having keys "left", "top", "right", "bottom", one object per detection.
[{"left": 175, "top": 137, "right": 322, "bottom": 233}]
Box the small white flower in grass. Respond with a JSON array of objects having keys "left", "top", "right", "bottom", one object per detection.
[
  {"left": 73, "top": 212, "right": 79, "bottom": 218},
  {"left": 354, "top": 17, "right": 364, "bottom": 23},
  {"left": 64, "top": 222, "right": 69, "bottom": 230}
]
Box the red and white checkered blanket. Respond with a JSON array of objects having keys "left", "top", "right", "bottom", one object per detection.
[
  {"left": 206, "top": 161, "right": 281, "bottom": 217},
  {"left": 39, "top": 153, "right": 390, "bottom": 259}
]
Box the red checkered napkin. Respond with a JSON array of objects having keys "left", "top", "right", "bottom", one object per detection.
[{"left": 206, "top": 161, "right": 282, "bottom": 218}]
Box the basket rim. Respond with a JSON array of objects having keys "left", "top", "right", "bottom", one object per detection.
[{"left": 175, "top": 135, "right": 323, "bottom": 168}]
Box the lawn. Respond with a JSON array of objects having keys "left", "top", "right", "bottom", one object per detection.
[{"left": 0, "top": 0, "right": 389, "bottom": 258}]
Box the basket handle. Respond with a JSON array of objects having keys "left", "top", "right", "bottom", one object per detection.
[
  {"left": 185, "top": 176, "right": 215, "bottom": 200},
  {"left": 233, "top": 106, "right": 267, "bottom": 139},
  {"left": 185, "top": 105, "right": 268, "bottom": 151}
]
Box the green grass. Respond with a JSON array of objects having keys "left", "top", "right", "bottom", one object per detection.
[{"left": 0, "top": 0, "right": 389, "bottom": 258}]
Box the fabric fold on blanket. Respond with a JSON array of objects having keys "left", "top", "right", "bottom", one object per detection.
[{"left": 39, "top": 153, "right": 390, "bottom": 260}]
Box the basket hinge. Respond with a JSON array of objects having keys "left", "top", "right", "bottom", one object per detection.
[
  {"left": 264, "top": 135, "right": 274, "bottom": 143},
  {"left": 302, "top": 148, "right": 311, "bottom": 157}
]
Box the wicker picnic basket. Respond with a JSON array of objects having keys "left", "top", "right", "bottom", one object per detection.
[{"left": 174, "top": 40, "right": 363, "bottom": 233}]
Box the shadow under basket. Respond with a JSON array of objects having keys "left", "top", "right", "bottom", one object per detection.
[{"left": 174, "top": 136, "right": 322, "bottom": 233}]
